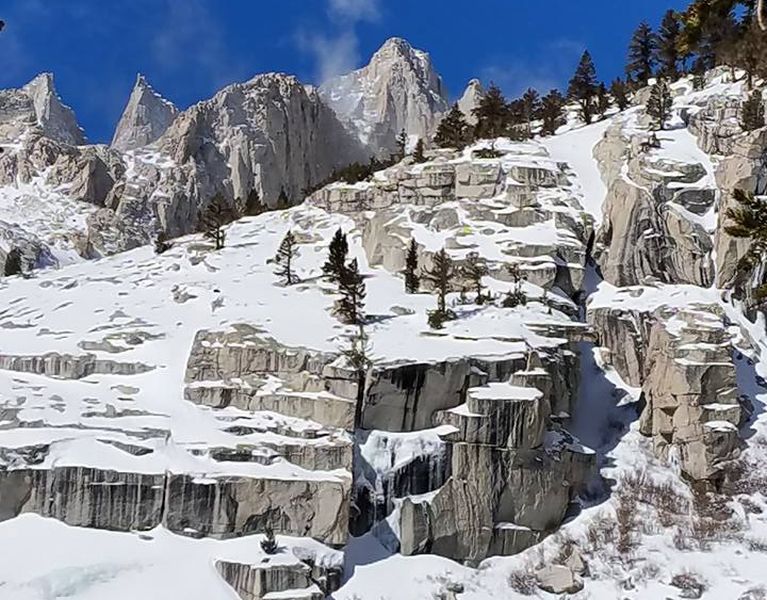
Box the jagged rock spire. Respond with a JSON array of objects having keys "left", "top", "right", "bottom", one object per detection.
[{"left": 111, "top": 74, "right": 178, "bottom": 152}]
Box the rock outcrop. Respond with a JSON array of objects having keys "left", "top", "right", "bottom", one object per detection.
[
  {"left": 111, "top": 74, "right": 178, "bottom": 152},
  {"left": 458, "top": 79, "right": 484, "bottom": 125},
  {"left": 320, "top": 37, "right": 449, "bottom": 153}
]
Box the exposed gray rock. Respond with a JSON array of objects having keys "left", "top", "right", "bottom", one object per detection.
[
  {"left": 458, "top": 79, "right": 484, "bottom": 125},
  {"left": 535, "top": 564, "right": 584, "bottom": 594},
  {"left": 111, "top": 74, "right": 178, "bottom": 152}
]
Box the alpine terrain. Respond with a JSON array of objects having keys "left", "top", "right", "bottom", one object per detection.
[{"left": 2, "top": 3, "right": 767, "bottom": 599}]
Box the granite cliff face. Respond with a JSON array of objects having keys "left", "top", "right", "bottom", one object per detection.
[
  {"left": 111, "top": 74, "right": 178, "bottom": 152},
  {"left": 320, "top": 37, "right": 449, "bottom": 153}
]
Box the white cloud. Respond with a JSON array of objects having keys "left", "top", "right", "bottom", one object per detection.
[
  {"left": 328, "top": 0, "right": 380, "bottom": 23},
  {"left": 299, "top": 0, "right": 381, "bottom": 84}
]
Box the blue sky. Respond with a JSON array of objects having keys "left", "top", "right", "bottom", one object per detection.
[{"left": 0, "top": 0, "right": 691, "bottom": 143}]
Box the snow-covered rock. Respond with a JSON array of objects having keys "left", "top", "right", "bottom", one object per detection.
[{"left": 320, "top": 37, "right": 449, "bottom": 152}]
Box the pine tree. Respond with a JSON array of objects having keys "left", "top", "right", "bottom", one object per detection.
[
  {"left": 199, "top": 193, "right": 231, "bottom": 250},
  {"left": 154, "top": 231, "right": 171, "bottom": 254},
  {"left": 742, "top": 91, "right": 765, "bottom": 131},
  {"left": 539, "top": 89, "right": 566, "bottom": 136},
  {"left": 242, "top": 188, "right": 266, "bottom": 216},
  {"left": 568, "top": 51, "right": 598, "bottom": 124},
  {"left": 337, "top": 258, "right": 366, "bottom": 325},
  {"left": 424, "top": 248, "right": 455, "bottom": 328},
  {"left": 502, "top": 263, "right": 527, "bottom": 308},
  {"left": 274, "top": 230, "right": 298, "bottom": 285},
  {"left": 646, "top": 78, "right": 673, "bottom": 130},
  {"left": 396, "top": 129, "right": 408, "bottom": 160},
  {"left": 413, "top": 138, "right": 426, "bottom": 163},
  {"left": 610, "top": 78, "right": 630, "bottom": 111},
  {"left": 434, "top": 103, "right": 470, "bottom": 149},
  {"left": 626, "top": 21, "right": 657, "bottom": 86},
  {"left": 725, "top": 188, "right": 767, "bottom": 299},
  {"left": 322, "top": 228, "right": 349, "bottom": 283},
  {"left": 3, "top": 247, "right": 22, "bottom": 276},
  {"left": 260, "top": 527, "right": 278, "bottom": 554},
  {"left": 473, "top": 83, "right": 509, "bottom": 139},
  {"left": 734, "top": 22, "right": 767, "bottom": 89},
  {"left": 404, "top": 238, "right": 419, "bottom": 293},
  {"left": 462, "top": 252, "right": 489, "bottom": 304},
  {"left": 596, "top": 83, "right": 611, "bottom": 119},
  {"left": 657, "top": 10, "right": 682, "bottom": 80},
  {"left": 276, "top": 188, "right": 291, "bottom": 209},
  {"left": 342, "top": 323, "right": 373, "bottom": 427},
  {"left": 521, "top": 88, "right": 541, "bottom": 137}
]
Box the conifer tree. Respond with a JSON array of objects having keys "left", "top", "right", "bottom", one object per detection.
[
  {"left": 568, "top": 51, "right": 598, "bottom": 124},
  {"left": 276, "top": 188, "right": 291, "bottom": 209},
  {"left": 154, "top": 231, "right": 171, "bottom": 255},
  {"left": 424, "top": 249, "right": 456, "bottom": 328},
  {"left": 647, "top": 78, "right": 673, "bottom": 130},
  {"left": 242, "top": 188, "right": 266, "bottom": 216},
  {"left": 404, "top": 238, "right": 419, "bottom": 293},
  {"left": 626, "top": 21, "right": 658, "bottom": 86},
  {"left": 725, "top": 188, "right": 767, "bottom": 299},
  {"left": 413, "top": 138, "right": 426, "bottom": 163},
  {"left": 434, "top": 103, "right": 470, "bottom": 149},
  {"left": 342, "top": 323, "right": 373, "bottom": 427},
  {"left": 657, "top": 10, "right": 682, "bottom": 80},
  {"left": 274, "top": 230, "right": 298, "bottom": 285},
  {"left": 610, "top": 78, "right": 630, "bottom": 111},
  {"left": 521, "top": 88, "right": 541, "bottom": 137},
  {"left": 322, "top": 228, "right": 349, "bottom": 283},
  {"left": 260, "top": 527, "right": 278, "bottom": 554},
  {"left": 473, "top": 83, "right": 509, "bottom": 139},
  {"left": 742, "top": 90, "right": 765, "bottom": 131},
  {"left": 462, "top": 252, "right": 489, "bottom": 304},
  {"left": 540, "top": 89, "right": 566, "bottom": 136},
  {"left": 734, "top": 22, "right": 767, "bottom": 89},
  {"left": 199, "top": 193, "right": 231, "bottom": 250},
  {"left": 3, "top": 247, "right": 22, "bottom": 276},
  {"left": 502, "top": 263, "right": 528, "bottom": 308},
  {"left": 337, "top": 258, "right": 366, "bottom": 324},
  {"left": 596, "top": 83, "right": 611, "bottom": 119},
  {"left": 396, "top": 129, "right": 408, "bottom": 160}
]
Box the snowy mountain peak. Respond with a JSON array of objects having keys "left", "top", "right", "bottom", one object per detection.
[
  {"left": 458, "top": 78, "right": 484, "bottom": 124},
  {"left": 16, "top": 72, "right": 85, "bottom": 145},
  {"left": 319, "top": 37, "right": 449, "bottom": 153},
  {"left": 111, "top": 73, "right": 178, "bottom": 152}
]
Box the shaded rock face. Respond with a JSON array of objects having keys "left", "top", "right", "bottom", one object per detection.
[
  {"left": 320, "top": 37, "right": 449, "bottom": 153},
  {"left": 394, "top": 347, "right": 596, "bottom": 563},
  {"left": 589, "top": 299, "right": 743, "bottom": 484},
  {"left": 594, "top": 122, "right": 715, "bottom": 287},
  {"left": 217, "top": 559, "right": 340, "bottom": 600},
  {"left": 111, "top": 74, "right": 178, "bottom": 152}
]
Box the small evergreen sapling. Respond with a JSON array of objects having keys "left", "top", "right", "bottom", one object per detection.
[
  {"left": 646, "top": 79, "right": 673, "bottom": 130},
  {"left": 337, "top": 258, "right": 366, "bottom": 325},
  {"left": 274, "top": 230, "right": 298, "bottom": 285},
  {"left": 540, "top": 89, "right": 566, "bottom": 136},
  {"left": 413, "top": 138, "right": 426, "bottom": 163},
  {"left": 741, "top": 91, "right": 765, "bottom": 132},
  {"left": 199, "top": 193, "right": 231, "bottom": 250},
  {"left": 323, "top": 228, "right": 349, "bottom": 283},
  {"left": 3, "top": 247, "right": 22, "bottom": 276},
  {"left": 462, "top": 252, "right": 489, "bottom": 304},
  {"left": 610, "top": 78, "right": 630, "bottom": 111},
  {"left": 521, "top": 88, "right": 541, "bottom": 137},
  {"left": 725, "top": 188, "right": 767, "bottom": 299},
  {"left": 404, "top": 238, "right": 420, "bottom": 293},
  {"left": 424, "top": 248, "right": 456, "bottom": 328},
  {"left": 502, "top": 263, "right": 528, "bottom": 308},
  {"left": 342, "top": 324, "right": 373, "bottom": 427},
  {"left": 596, "top": 83, "right": 611, "bottom": 119},
  {"left": 261, "top": 527, "right": 278, "bottom": 555},
  {"left": 395, "top": 129, "right": 408, "bottom": 160},
  {"left": 154, "top": 231, "right": 171, "bottom": 254}
]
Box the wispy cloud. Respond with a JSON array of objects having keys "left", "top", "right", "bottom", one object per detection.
[{"left": 298, "top": 0, "right": 381, "bottom": 84}]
